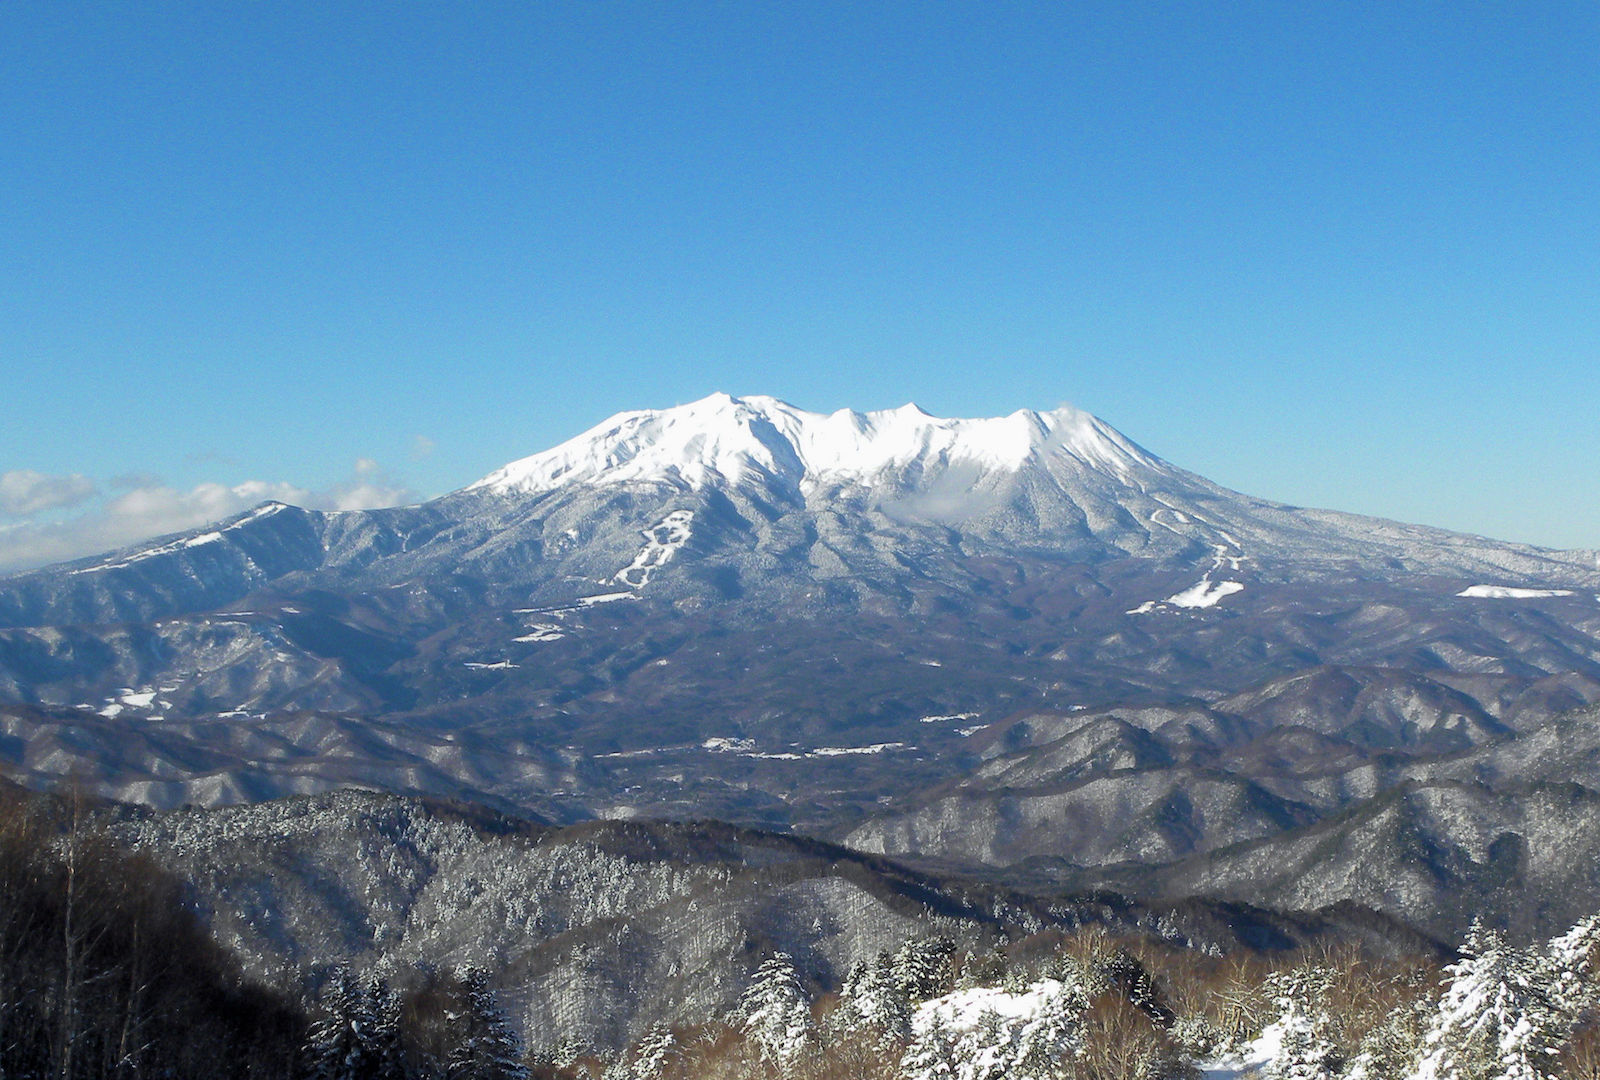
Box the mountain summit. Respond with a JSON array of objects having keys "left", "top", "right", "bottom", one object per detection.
[
  {"left": 467, "top": 393, "right": 1158, "bottom": 498},
  {"left": 1, "top": 394, "right": 1598, "bottom": 882}
]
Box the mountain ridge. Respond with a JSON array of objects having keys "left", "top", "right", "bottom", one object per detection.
[{"left": 3, "top": 392, "right": 1600, "bottom": 940}]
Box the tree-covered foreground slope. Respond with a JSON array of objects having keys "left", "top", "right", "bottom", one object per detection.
[
  {"left": 8, "top": 780, "right": 1600, "bottom": 1080},
  {"left": 114, "top": 787, "right": 1425, "bottom": 1056}
]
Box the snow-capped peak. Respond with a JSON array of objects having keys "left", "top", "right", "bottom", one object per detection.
[{"left": 466, "top": 393, "right": 1157, "bottom": 497}]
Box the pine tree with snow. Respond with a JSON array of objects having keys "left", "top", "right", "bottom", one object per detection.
[
  {"left": 1013, "top": 977, "right": 1087, "bottom": 1078},
  {"left": 603, "top": 1024, "right": 679, "bottom": 1080},
  {"left": 735, "top": 952, "right": 813, "bottom": 1066},
  {"left": 892, "top": 937, "right": 955, "bottom": 1004},
  {"left": 1541, "top": 913, "right": 1600, "bottom": 1023},
  {"left": 1415, "top": 922, "right": 1563, "bottom": 1080},
  {"left": 1344, "top": 984, "right": 1432, "bottom": 1080},
  {"left": 446, "top": 967, "right": 528, "bottom": 1080},
  {"left": 900, "top": 1009, "right": 961, "bottom": 1080},
  {"left": 830, "top": 954, "right": 913, "bottom": 1051},
  {"left": 366, "top": 975, "right": 409, "bottom": 1080},
  {"left": 1262, "top": 967, "right": 1341, "bottom": 1080},
  {"left": 303, "top": 966, "right": 371, "bottom": 1080}
]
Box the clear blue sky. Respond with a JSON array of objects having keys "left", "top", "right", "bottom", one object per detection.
[{"left": 2, "top": 2, "right": 1596, "bottom": 570}]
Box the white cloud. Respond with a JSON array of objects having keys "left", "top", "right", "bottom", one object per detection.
[
  {"left": 0, "top": 461, "right": 418, "bottom": 575},
  {"left": 0, "top": 470, "right": 97, "bottom": 517}
]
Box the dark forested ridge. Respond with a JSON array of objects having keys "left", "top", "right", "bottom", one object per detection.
[{"left": 0, "top": 783, "right": 304, "bottom": 1079}]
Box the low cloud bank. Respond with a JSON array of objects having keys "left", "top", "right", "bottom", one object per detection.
[{"left": 0, "top": 462, "right": 417, "bottom": 575}]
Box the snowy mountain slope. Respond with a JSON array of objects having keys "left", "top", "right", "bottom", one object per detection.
[
  {"left": 3, "top": 392, "right": 1600, "bottom": 934},
  {"left": 7, "top": 394, "right": 1593, "bottom": 632}
]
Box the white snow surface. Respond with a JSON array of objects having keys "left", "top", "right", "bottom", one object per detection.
[
  {"left": 468, "top": 392, "right": 1155, "bottom": 496},
  {"left": 1458, "top": 584, "right": 1577, "bottom": 599},
  {"left": 914, "top": 979, "right": 1072, "bottom": 1034},
  {"left": 1166, "top": 578, "right": 1246, "bottom": 609},
  {"left": 577, "top": 591, "right": 634, "bottom": 606},
  {"left": 1194, "top": 1019, "right": 1285, "bottom": 1080},
  {"left": 616, "top": 509, "right": 694, "bottom": 587},
  {"left": 512, "top": 625, "right": 565, "bottom": 643},
  {"left": 701, "top": 737, "right": 757, "bottom": 753},
  {"left": 812, "top": 742, "right": 905, "bottom": 756}
]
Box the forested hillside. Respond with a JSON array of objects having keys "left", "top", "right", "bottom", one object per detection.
[{"left": 6, "top": 782, "right": 1600, "bottom": 1079}]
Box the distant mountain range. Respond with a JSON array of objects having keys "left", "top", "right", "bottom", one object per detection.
[{"left": 5, "top": 392, "right": 1600, "bottom": 937}]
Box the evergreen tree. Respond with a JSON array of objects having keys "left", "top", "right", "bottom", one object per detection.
[
  {"left": 303, "top": 966, "right": 368, "bottom": 1080},
  {"left": 1013, "top": 978, "right": 1087, "bottom": 1078},
  {"left": 366, "top": 975, "right": 409, "bottom": 1080},
  {"left": 1416, "top": 922, "right": 1562, "bottom": 1080},
  {"left": 602, "top": 1024, "right": 679, "bottom": 1080},
  {"left": 830, "top": 954, "right": 912, "bottom": 1051},
  {"left": 1542, "top": 913, "right": 1600, "bottom": 1023},
  {"left": 1344, "top": 987, "right": 1431, "bottom": 1080},
  {"left": 892, "top": 938, "right": 955, "bottom": 1004},
  {"left": 1263, "top": 967, "right": 1341, "bottom": 1080},
  {"left": 446, "top": 968, "right": 527, "bottom": 1080},
  {"left": 734, "top": 953, "right": 812, "bottom": 1066},
  {"left": 899, "top": 1010, "right": 960, "bottom": 1080}
]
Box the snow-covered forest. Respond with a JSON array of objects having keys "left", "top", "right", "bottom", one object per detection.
[
  {"left": 566, "top": 916, "right": 1600, "bottom": 1080},
  {"left": 4, "top": 781, "right": 1600, "bottom": 1080}
]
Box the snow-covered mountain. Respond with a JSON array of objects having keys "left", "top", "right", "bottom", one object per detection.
[
  {"left": 469, "top": 393, "right": 1156, "bottom": 497},
  {"left": 4, "top": 392, "right": 1600, "bottom": 932}
]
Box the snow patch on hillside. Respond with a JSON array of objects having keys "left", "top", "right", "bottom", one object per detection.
[
  {"left": 1195, "top": 1019, "right": 1285, "bottom": 1079},
  {"left": 1458, "top": 584, "right": 1576, "bottom": 599},
  {"left": 915, "top": 979, "right": 1070, "bottom": 1032},
  {"left": 1130, "top": 542, "right": 1247, "bottom": 613},
  {"left": 702, "top": 736, "right": 756, "bottom": 753},
  {"left": 513, "top": 624, "right": 565, "bottom": 643},
  {"left": 812, "top": 742, "right": 906, "bottom": 756},
  {"left": 1168, "top": 579, "right": 1246, "bottom": 609},
  {"left": 97, "top": 686, "right": 173, "bottom": 718},
  {"left": 616, "top": 509, "right": 694, "bottom": 587},
  {"left": 578, "top": 591, "right": 634, "bottom": 606}
]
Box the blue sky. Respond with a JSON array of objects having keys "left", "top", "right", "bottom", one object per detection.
[{"left": 2, "top": 2, "right": 1596, "bottom": 570}]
